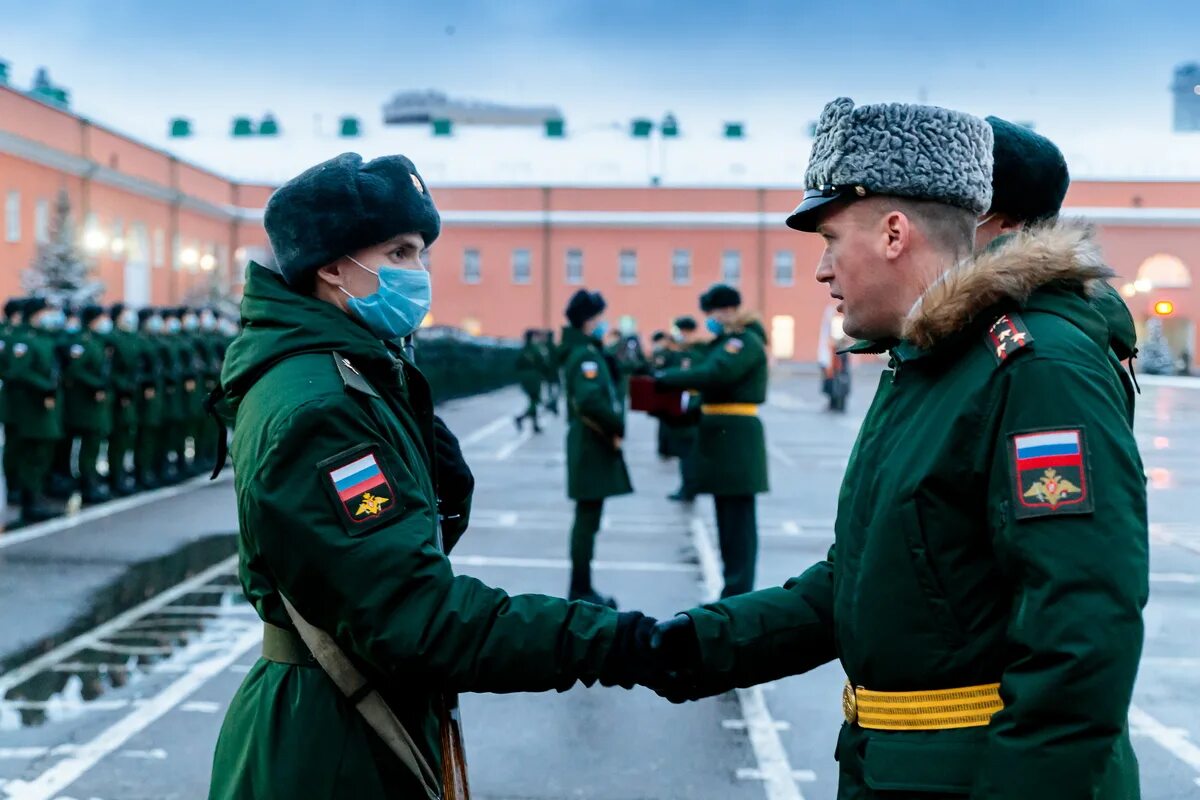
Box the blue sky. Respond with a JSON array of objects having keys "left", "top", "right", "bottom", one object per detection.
[{"left": 2, "top": 0, "right": 1198, "bottom": 140}]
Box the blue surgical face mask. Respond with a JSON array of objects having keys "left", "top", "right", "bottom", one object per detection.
[
  {"left": 65, "top": 320, "right": 81, "bottom": 334},
  {"left": 706, "top": 318, "right": 724, "bottom": 336},
  {"left": 183, "top": 317, "right": 199, "bottom": 332},
  {"left": 94, "top": 318, "right": 114, "bottom": 335},
  {"left": 147, "top": 317, "right": 164, "bottom": 334},
  {"left": 166, "top": 318, "right": 182, "bottom": 334},
  {"left": 341, "top": 256, "right": 432, "bottom": 340},
  {"left": 591, "top": 320, "right": 609, "bottom": 340},
  {"left": 40, "top": 310, "right": 65, "bottom": 331}
]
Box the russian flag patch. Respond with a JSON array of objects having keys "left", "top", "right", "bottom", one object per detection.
[
  {"left": 1009, "top": 429, "right": 1093, "bottom": 519},
  {"left": 320, "top": 446, "right": 401, "bottom": 533}
]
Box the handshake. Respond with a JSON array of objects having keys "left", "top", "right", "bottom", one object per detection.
[{"left": 596, "top": 612, "right": 706, "bottom": 702}]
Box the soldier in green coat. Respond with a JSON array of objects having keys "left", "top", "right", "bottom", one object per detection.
[
  {"left": 191, "top": 307, "right": 223, "bottom": 473},
  {"left": 208, "top": 153, "right": 661, "bottom": 800},
  {"left": 662, "top": 316, "right": 704, "bottom": 502},
  {"left": 157, "top": 309, "right": 190, "bottom": 483},
  {"left": 560, "top": 289, "right": 632, "bottom": 608},
  {"left": 1, "top": 298, "right": 25, "bottom": 504},
  {"left": 646, "top": 98, "right": 1147, "bottom": 799},
  {"left": 6, "top": 298, "right": 65, "bottom": 523},
  {"left": 61, "top": 305, "right": 115, "bottom": 503},
  {"left": 135, "top": 308, "right": 167, "bottom": 490},
  {"left": 47, "top": 304, "right": 85, "bottom": 497},
  {"left": 106, "top": 304, "right": 142, "bottom": 496},
  {"left": 539, "top": 329, "right": 561, "bottom": 415},
  {"left": 656, "top": 284, "right": 769, "bottom": 597},
  {"left": 513, "top": 329, "right": 544, "bottom": 433}
]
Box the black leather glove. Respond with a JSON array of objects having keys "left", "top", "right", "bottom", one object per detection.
[
  {"left": 599, "top": 611, "right": 665, "bottom": 690},
  {"left": 649, "top": 614, "right": 703, "bottom": 703},
  {"left": 432, "top": 415, "right": 473, "bottom": 512}
]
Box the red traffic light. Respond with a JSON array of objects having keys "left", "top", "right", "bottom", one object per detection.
[{"left": 1153, "top": 300, "right": 1175, "bottom": 316}]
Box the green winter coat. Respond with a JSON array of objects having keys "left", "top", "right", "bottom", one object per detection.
[
  {"left": 515, "top": 343, "right": 543, "bottom": 399},
  {"left": 560, "top": 326, "right": 633, "bottom": 502},
  {"left": 5, "top": 328, "right": 63, "bottom": 440},
  {"left": 657, "top": 345, "right": 703, "bottom": 458},
  {"left": 657, "top": 316, "right": 769, "bottom": 496},
  {"left": 209, "top": 264, "right": 621, "bottom": 800},
  {"left": 62, "top": 331, "right": 113, "bottom": 434},
  {"left": 159, "top": 335, "right": 187, "bottom": 424},
  {"left": 673, "top": 225, "right": 1148, "bottom": 799},
  {"left": 136, "top": 333, "right": 165, "bottom": 428},
  {"left": 106, "top": 329, "right": 142, "bottom": 430}
]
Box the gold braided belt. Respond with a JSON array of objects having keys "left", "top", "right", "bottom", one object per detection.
[
  {"left": 842, "top": 681, "right": 1004, "bottom": 730},
  {"left": 700, "top": 403, "right": 759, "bottom": 416}
]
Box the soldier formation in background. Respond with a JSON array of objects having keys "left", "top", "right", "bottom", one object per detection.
[{"left": 0, "top": 298, "right": 237, "bottom": 524}]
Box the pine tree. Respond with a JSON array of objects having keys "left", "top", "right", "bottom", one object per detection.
[
  {"left": 1139, "top": 318, "right": 1175, "bottom": 375},
  {"left": 22, "top": 188, "right": 103, "bottom": 304}
]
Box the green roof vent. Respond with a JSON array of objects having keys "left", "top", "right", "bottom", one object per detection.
[
  {"left": 169, "top": 118, "right": 193, "bottom": 138},
  {"left": 259, "top": 113, "right": 280, "bottom": 136},
  {"left": 232, "top": 116, "right": 255, "bottom": 137},
  {"left": 339, "top": 116, "right": 361, "bottom": 137},
  {"left": 432, "top": 118, "right": 453, "bottom": 136},
  {"left": 631, "top": 118, "right": 653, "bottom": 138},
  {"left": 661, "top": 114, "right": 679, "bottom": 138},
  {"left": 723, "top": 122, "right": 744, "bottom": 139},
  {"left": 545, "top": 118, "right": 565, "bottom": 138}
]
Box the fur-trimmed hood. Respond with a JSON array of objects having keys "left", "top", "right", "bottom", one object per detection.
[
  {"left": 723, "top": 310, "right": 768, "bottom": 342},
  {"left": 902, "top": 221, "right": 1115, "bottom": 349}
]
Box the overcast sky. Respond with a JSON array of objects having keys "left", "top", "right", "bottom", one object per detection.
[{"left": 2, "top": 0, "right": 1197, "bottom": 142}]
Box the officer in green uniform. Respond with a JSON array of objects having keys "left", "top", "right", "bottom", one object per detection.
[
  {"left": 173, "top": 307, "right": 206, "bottom": 476},
  {"left": 190, "top": 307, "right": 222, "bottom": 473},
  {"left": 7, "top": 298, "right": 65, "bottom": 523},
  {"left": 650, "top": 331, "right": 672, "bottom": 458},
  {"left": 513, "top": 329, "right": 544, "bottom": 433},
  {"left": 47, "top": 304, "right": 83, "bottom": 497},
  {"left": 646, "top": 98, "right": 1147, "bottom": 799},
  {"left": 539, "top": 329, "right": 561, "bottom": 415},
  {"left": 208, "top": 153, "right": 660, "bottom": 800},
  {"left": 105, "top": 304, "right": 142, "bottom": 496},
  {"left": 559, "top": 289, "right": 633, "bottom": 609},
  {"left": 135, "top": 308, "right": 166, "bottom": 490},
  {"left": 62, "top": 305, "right": 115, "bottom": 503},
  {"left": 1, "top": 298, "right": 25, "bottom": 504},
  {"left": 663, "top": 316, "right": 704, "bottom": 502},
  {"left": 157, "top": 308, "right": 189, "bottom": 483},
  {"left": 656, "top": 285, "right": 769, "bottom": 597}
]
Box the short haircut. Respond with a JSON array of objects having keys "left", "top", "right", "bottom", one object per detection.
[{"left": 862, "top": 196, "right": 976, "bottom": 261}]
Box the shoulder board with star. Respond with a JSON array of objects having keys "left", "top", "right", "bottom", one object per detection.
[{"left": 984, "top": 313, "right": 1034, "bottom": 366}]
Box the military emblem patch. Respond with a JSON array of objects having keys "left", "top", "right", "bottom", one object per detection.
[
  {"left": 581, "top": 360, "right": 599, "bottom": 379},
  {"left": 320, "top": 446, "right": 402, "bottom": 534},
  {"left": 410, "top": 173, "right": 425, "bottom": 194},
  {"left": 986, "top": 314, "right": 1033, "bottom": 364},
  {"left": 1009, "top": 429, "right": 1093, "bottom": 519},
  {"left": 725, "top": 338, "right": 744, "bottom": 354},
  {"left": 13, "top": 343, "right": 27, "bottom": 358}
]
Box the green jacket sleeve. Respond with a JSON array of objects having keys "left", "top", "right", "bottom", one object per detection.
[
  {"left": 677, "top": 548, "right": 838, "bottom": 699},
  {"left": 567, "top": 356, "right": 623, "bottom": 436},
  {"left": 973, "top": 356, "right": 1147, "bottom": 799},
  {"left": 657, "top": 335, "right": 763, "bottom": 391},
  {"left": 9, "top": 341, "right": 60, "bottom": 393},
  {"left": 251, "top": 394, "right": 619, "bottom": 694}
]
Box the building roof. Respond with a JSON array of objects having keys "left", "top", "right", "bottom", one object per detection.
[{"left": 149, "top": 113, "right": 1200, "bottom": 189}]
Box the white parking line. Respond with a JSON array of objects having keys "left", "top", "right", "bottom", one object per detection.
[
  {"left": 690, "top": 512, "right": 805, "bottom": 800},
  {"left": 494, "top": 429, "right": 534, "bottom": 461},
  {"left": 1128, "top": 705, "right": 1200, "bottom": 782},
  {"left": 0, "top": 474, "right": 231, "bottom": 551},
  {"left": 767, "top": 444, "right": 797, "bottom": 468},
  {"left": 459, "top": 414, "right": 514, "bottom": 447},
  {"left": 0, "top": 627, "right": 261, "bottom": 800},
  {"left": 1150, "top": 573, "right": 1200, "bottom": 584}
]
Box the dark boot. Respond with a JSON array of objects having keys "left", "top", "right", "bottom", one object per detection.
[
  {"left": 19, "top": 491, "right": 57, "bottom": 524},
  {"left": 567, "top": 567, "right": 618, "bottom": 609},
  {"left": 110, "top": 472, "right": 136, "bottom": 497},
  {"left": 45, "top": 472, "right": 76, "bottom": 500},
  {"left": 514, "top": 415, "right": 524, "bottom": 432},
  {"left": 136, "top": 471, "right": 160, "bottom": 492},
  {"left": 81, "top": 482, "right": 112, "bottom": 505}
]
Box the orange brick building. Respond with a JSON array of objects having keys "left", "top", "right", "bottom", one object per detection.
[{"left": 2, "top": 84, "right": 1197, "bottom": 366}]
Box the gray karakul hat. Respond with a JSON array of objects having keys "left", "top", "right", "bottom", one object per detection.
[
  {"left": 786, "top": 97, "right": 994, "bottom": 232},
  {"left": 265, "top": 152, "right": 440, "bottom": 287}
]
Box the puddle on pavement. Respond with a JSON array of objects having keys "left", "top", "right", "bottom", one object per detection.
[{"left": 0, "top": 533, "right": 242, "bottom": 729}]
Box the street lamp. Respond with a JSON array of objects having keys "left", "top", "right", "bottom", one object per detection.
[
  {"left": 180, "top": 247, "right": 199, "bottom": 267},
  {"left": 110, "top": 237, "right": 126, "bottom": 256},
  {"left": 200, "top": 253, "right": 216, "bottom": 271},
  {"left": 83, "top": 228, "right": 108, "bottom": 253},
  {"left": 1134, "top": 279, "right": 1152, "bottom": 294}
]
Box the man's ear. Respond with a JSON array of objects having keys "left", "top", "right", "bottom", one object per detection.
[
  {"left": 314, "top": 259, "right": 346, "bottom": 290},
  {"left": 882, "top": 210, "right": 910, "bottom": 261},
  {"left": 998, "top": 214, "right": 1025, "bottom": 233}
]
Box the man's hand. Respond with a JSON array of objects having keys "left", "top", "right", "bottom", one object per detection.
[
  {"left": 599, "top": 611, "right": 664, "bottom": 689},
  {"left": 433, "top": 415, "right": 473, "bottom": 513},
  {"left": 648, "top": 614, "right": 704, "bottom": 703}
]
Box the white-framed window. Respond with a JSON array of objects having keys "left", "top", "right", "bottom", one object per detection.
[
  {"left": 565, "top": 248, "right": 583, "bottom": 285},
  {"left": 111, "top": 217, "right": 125, "bottom": 260},
  {"left": 511, "top": 248, "right": 531, "bottom": 284},
  {"left": 671, "top": 249, "right": 691, "bottom": 285},
  {"left": 34, "top": 198, "right": 49, "bottom": 244},
  {"left": 462, "top": 248, "right": 481, "bottom": 284},
  {"left": 5, "top": 191, "right": 20, "bottom": 243},
  {"left": 722, "top": 250, "right": 742, "bottom": 285},
  {"left": 153, "top": 228, "right": 165, "bottom": 268},
  {"left": 774, "top": 250, "right": 795, "bottom": 286},
  {"left": 618, "top": 249, "right": 637, "bottom": 285}
]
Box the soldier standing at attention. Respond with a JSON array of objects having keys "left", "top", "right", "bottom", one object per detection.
[
  {"left": 7, "top": 298, "right": 65, "bottom": 523},
  {"left": 47, "top": 304, "right": 83, "bottom": 497},
  {"left": 664, "top": 316, "right": 704, "bottom": 502},
  {"left": 207, "top": 153, "right": 661, "bottom": 800},
  {"left": 646, "top": 98, "right": 1148, "bottom": 799},
  {"left": 62, "top": 304, "right": 115, "bottom": 504},
  {"left": 1, "top": 299, "right": 25, "bottom": 504},
  {"left": 513, "top": 329, "right": 544, "bottom": 434},
  {"left": 655, "top": 285, "right": 769, "bottom": 597},
  {"left": 539, "top": 329, "right": 561, "bottom": 415},
  {"left": 106, "top": 304, "right": 141, "bottom": 496},
  {"left": 135, "top": 308, "right": 166, "bottom": 490},
  {"left": 650, "top": 330, "right": 672, "bottom": 459},
  {"left": 559, "top": 289, "right": 632, "bottom": 608}
]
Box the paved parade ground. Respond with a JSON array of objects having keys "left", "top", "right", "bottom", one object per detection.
[{"left": 0, "top": 368, "right": 1198, "bottom": 799}]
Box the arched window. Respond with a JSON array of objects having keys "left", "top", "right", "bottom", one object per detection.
[{"left": 1136, "top": 254, "right": 1192, "bottom": 289}]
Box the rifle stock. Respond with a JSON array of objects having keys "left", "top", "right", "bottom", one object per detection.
[{"left": 438, "top": 694, "right": 470, "bottom": 800}]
